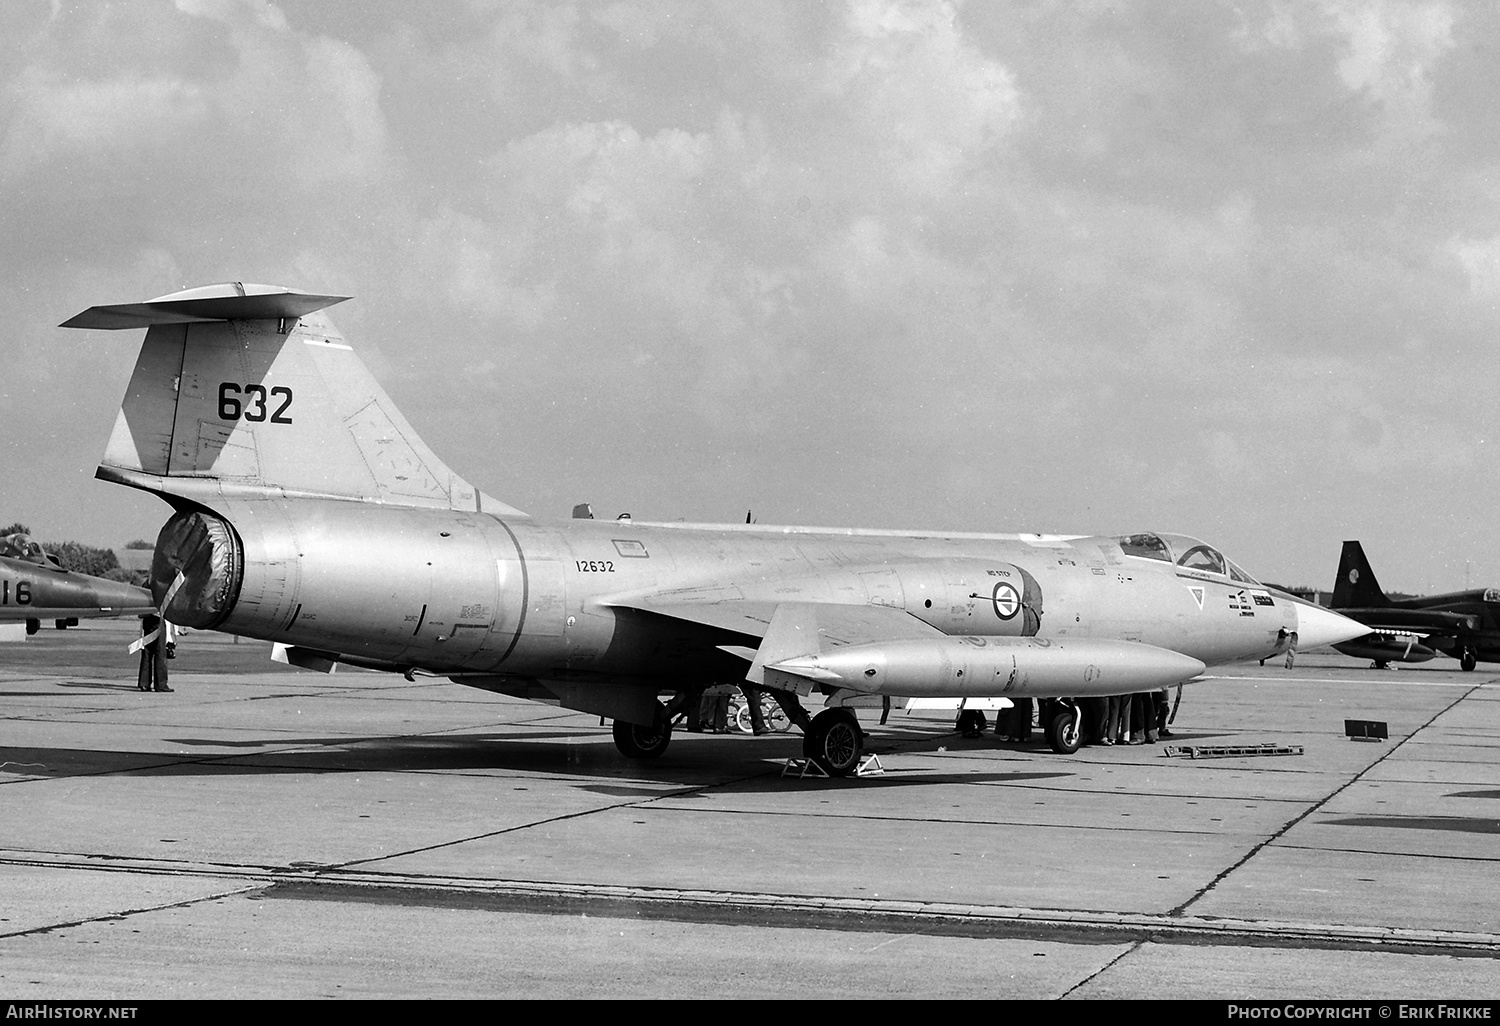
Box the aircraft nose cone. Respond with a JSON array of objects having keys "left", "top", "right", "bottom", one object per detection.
[{"left": 1294, "top": 601, "right": 1370, "bottom": 650}]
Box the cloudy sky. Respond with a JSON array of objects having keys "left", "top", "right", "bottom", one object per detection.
[{"left": 2, "top": 0, "right": 1496, "bottom": 593}]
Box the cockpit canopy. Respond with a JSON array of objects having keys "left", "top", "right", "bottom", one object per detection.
[
  {"left": 1114, "top": 532, "right": 1260, "bottom": 585},
  {"left": 0, "top": 533, "right": 48, "bottom": 565}
]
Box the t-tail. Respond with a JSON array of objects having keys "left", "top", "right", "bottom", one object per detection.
[
  {"left": 1332, "top": 540, "right": 1390, "bottom": 609},
  {"left": 62, "top": 283, "right": 522, "bottom": 516}
]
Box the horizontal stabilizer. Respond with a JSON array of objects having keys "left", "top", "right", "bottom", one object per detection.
[
  {"left": 271, "top": 642, "right": 339, "bottom": 673},
  {"left": 61, "top": 283, "right": 349, "bottom": 330}
]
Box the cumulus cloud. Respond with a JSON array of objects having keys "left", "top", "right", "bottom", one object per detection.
[
  {"left": 2, "top": 1, "right": 1497, "bottom": 587},
  {"left": 2, "top": 0, "right": 388, "bottom": 187},
  {"left": 823, "top": 0, "right": 1020, "bottom": 193},
  {"left": 1449, "top": 235, "right": 1500, "bottom": 300},
  {"left": 1235, "top": 0, "right": 1456, "bottom": 142},
  {"left": 3, "top": 68, "right": 207, "bottom": 172}
]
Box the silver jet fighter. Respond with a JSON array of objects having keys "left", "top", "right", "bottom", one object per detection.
[
  {"left": 1, "top": 534, "right": 154, "bottom": 635},
  {"left": 63, "top": 284, "right": 1367, "bottom": 773}
]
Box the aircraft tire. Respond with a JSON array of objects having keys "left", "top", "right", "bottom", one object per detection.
[
  {"left": 1461, "top": 651, "right": 1477, "bottom": 672},
  {"left": 612, "top": 716, "right": 672, "bottom": 760},
  {"left": 1045, "top": 709, "right": 1081, "bottom": 755},
  {"left": 804, "top": 709, "right": 863, "bottom": 777}
]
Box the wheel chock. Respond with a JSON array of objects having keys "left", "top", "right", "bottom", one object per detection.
[
  {"left": 780, "top": 753, "right": 885, "bottom": 778},
  {"left": 781, "top": 758, "right": 830, "bottom": 778}
]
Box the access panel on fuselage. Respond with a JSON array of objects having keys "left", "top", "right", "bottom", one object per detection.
[{"left": 215, "top": 501, "right": 511, "bottom": 669}]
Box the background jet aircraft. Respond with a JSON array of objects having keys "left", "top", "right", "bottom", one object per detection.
[
  {"left": 0, "top": 533, "right": 154, "bottom": 635},
  {"left": 62, "top": 283, "right": 1366, "bottom": 773},
  {"left": 1331, "top": 540, "right": 1499, "bottom": 671}
]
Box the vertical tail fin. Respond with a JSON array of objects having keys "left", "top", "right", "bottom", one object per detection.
[
  {"left": 63, "top": 283, "right": 522, "bottom": 515},
  {"left": 1332, "top": 540, "right": 1390, "bottom": 608}
]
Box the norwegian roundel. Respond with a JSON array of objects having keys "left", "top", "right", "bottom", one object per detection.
[{"left": 991, "top": 581, "right": 1021, "bottom": 620}]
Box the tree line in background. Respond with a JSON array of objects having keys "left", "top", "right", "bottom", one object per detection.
[{"left": 2, "top": 522, "right": 151, "bottom": 585}]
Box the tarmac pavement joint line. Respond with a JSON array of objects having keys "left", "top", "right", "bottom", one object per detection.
[
  {"left": 264, "top": 873, "right": 1500, "bottom": 956},
  {"left": 0, "top": 879, "right": 269, "bottom": 941},
  {"left": 5, "top": 851, "right": 1495, "bottom": 956},
  {"left": 1168, "top": 680, "right": 1488, "bottom": 919}
]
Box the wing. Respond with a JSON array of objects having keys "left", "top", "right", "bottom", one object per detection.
[
  {"left": 742, "top": 601, "right": 946, "bottom": 691},
  {"left": 606, "top": 596, "right": 945, "bottom": 693},
  {"left": 605, "top": 597, "right": 1204, "bottom": 698}
]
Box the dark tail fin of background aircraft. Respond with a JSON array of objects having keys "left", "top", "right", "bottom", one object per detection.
[{"left": 1332, "top": 540, "right": 1390, "bottom": 608}]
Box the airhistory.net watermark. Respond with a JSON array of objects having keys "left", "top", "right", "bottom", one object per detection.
[{"left": 5, "top": 1007, "right": 137, "bottom": 1020}]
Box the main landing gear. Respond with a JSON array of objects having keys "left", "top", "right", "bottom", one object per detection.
[
  {"left": 802, "top": 708, "right": 864, "bottom": 777},
  {"left": 610, "top": 693, "right": 865, "bottom": 777},
  {"left": 1461, "top": 649, "right": 1477, "bottom": 672},
  {"left": 612, "top": 712, "right": 672, "bottom": 759}
]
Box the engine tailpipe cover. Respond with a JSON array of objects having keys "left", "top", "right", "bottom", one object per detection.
[{"left": 151, "top": 510, "right": 243, "bottom": 629}]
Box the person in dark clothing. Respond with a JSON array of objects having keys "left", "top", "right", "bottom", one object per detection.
[
  {"left": 1154, "top": 688, "right": 1173, "bottom": 738},
  {"left": 997, "top": 696, "right": 1033, "bottom": 742},
  {"left": 136, "top": 615, "right": 172, "bottom": 693},
  {"left": 1079, "top": 696, "right": 1109, "bottom": 745},
  {"left": 1129, "top": 692, "right": 1158, "bottom": 743}
]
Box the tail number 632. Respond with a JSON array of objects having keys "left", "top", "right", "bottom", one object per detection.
[{"left": 218, "top": 383, "right": 294, "bottom": 423}]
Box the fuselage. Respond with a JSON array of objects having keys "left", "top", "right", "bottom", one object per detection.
[
  {"left": 153, "top": 499, "right": 1298, "bottom": 685},
  {"left": 1335, "top": 590, "right": 1500, "bottom": 664},
  {"left": 0, "top": 553, "right": 154, "bottom": 623}
]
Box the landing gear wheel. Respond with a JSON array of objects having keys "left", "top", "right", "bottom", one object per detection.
[
  {"left": 612, "top": 715, "right": 672, "bottom": 759},
  {"left": 803, "top": 709, "right": 863, "bottom": 777},
  {"left": 1461, "top": 650, "right": 1477, "bottom": 672},
  {"left": 1046, "top": 707, "right": 1082, "bottom": 755}
]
